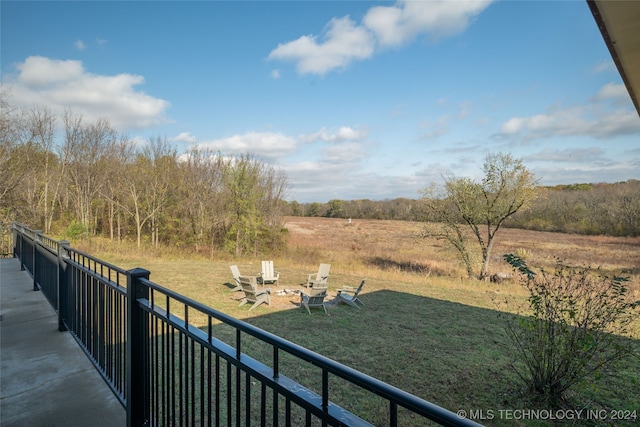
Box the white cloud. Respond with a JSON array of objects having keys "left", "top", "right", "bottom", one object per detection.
[
  {"left": 268, "top": 16, "right": 375, "bottom": 75},
  {"left": 364, "top": 0, "right": 493, "bottom": 47},
  {"left": 3, "top": 56, "right": 170, "bottom": 130},
  {"left": 172, "top": 132, "right": 197, "bottom": 143},
  {"left": 130, "top": 135, "right": 148, "bottom": 148},
  {"left": 335, "top": 126, "right": 366, "bottom": 141},
  {"left": 268, "top": 0, "right": 494, "bottom": 75},
  {"left": 186, "top": 126, "right": 373, "bottom": 202},
  {"left": 590, "top": 110, "right": 640, "bottom": 137},
  {"left": 270, "top": 69, "right": 281, "bottom": 79},
  {"left": 498, "top": 83, "right": 640, "bottom": 141},
  {"left": 597, "top": 83, "right": 628, "bottom": 99},
  {"left": 593, "top": 82, "right": 629, "bottom": 101},
  {"left": 299, "top": 126, "right": 367, "bottom": 143},
  {"left": 285, "top": 159, "right": 432, "bottom": 202},
  {"left": 75, "top": 40, "right": 87, "bottom": 51},
  {"left": 17, "top": 56, "right": 84, "bottom": 87},
  {"left": 419, "top": 115, "right": 449, "bottom": 140},
  {"left": 531, "top": 162, "right": 640, "bottom": 187},
  {"left": 500, "top": 107, "right": 640, "bottom": 140},
  {"left": 322, "top": 141, "right": 367, "bottom": 162},
  {"left": 458, "top": 100, "right": 472, "bottom": 119},
  {"left": 195, "top": 131, "right": 298, "bottom": 159},
  {"left": 526, "top": 147, "right": 607, "bottom": 163},
  {"left": 593, "top": 60, "right": 615, "bottom": 74}
]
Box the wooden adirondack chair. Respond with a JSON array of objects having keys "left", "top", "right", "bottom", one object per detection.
[
  {"left": 258, "top": 260, "right": 279, "bottom": 286},
  {"left": 306, "top": 263, "right": 331, "bottom": 288},
  {"left": 300, "top": 286, "right": 329, "bottom": 315},
  {"left": 335, "top": 279, "right": 366, "bottom": 309},
  {"left": 238, "top": 276, "right": 271, "bottom": 311},
  {"left": 229, "top": 265, "right": 242, "bottom": 291}
]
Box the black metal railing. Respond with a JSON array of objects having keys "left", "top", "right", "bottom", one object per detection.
[
  {"left": 64, "top": 246, "right": 129, "bottom": 404},
  {"left": 12, "top": 223, "right": 481, "bottom": 427}
]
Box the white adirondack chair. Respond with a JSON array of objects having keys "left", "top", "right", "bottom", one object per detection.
[
  {"left": 229, "top": 265, "right": 242, "bottom": 291},
  {"left": 300, "top": 286, "right": 329, "bottom": 315},
  {"left": 238, "top": 276, "right": 271, "bottom": 311},
  {"left": 336, "top": 279, "right": 366, "bottom": 309},
  {"left": 306, "top": 263, "right": 331, "bottom": 288},
  {"left": 258, "top": 260, "right": 279, "bottom": 286}
]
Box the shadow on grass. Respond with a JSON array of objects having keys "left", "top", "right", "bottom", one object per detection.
[
  {"left": 367, "top": 256, "right": 432, "bottom": 274},
  {"left": 150, "top": 287, "right": 639, "bottom": 426},
  {"left": 228, "top": 290, "right": 640, "bottom": 426},
  {"left": 244, "top": 290, "right": 513, "bottom": 410},
  {"left": 222, "top": 281, "right": 237, "bottom": 290}
]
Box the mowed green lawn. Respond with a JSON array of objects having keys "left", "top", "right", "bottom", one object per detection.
[{"left": 88, "top": 217, "right": 640, "bottom": 426}]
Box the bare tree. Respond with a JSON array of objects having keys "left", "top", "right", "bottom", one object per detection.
[
  {"left": 24, "top": 105, "right": 72, "bottom": 233},
  {"left": 65, "top": 116, "right": 118, "bottom": 233},
  {"left": 142, "top": 137, "right": 177, "bottom": 247},
  {"left": 1, "top": 104, "right": 60, "bottom": 229},
  {"left": 420, "top": 189, "right": 476, "bottom": 279},
  {"left": 422, "top": 153, "right": 538, "bottom": 280},
  {"left": 0, "top": 95, "right": 30, "bottom": 221},
  {"left": 179, "top": 147, "right": 227, "bottom": 254},
  {"left": 115, "top": 137, "right": 175, "bottom": 247},
  {"left": 101, "top": 134, "right": 135, "bottom": 241}
]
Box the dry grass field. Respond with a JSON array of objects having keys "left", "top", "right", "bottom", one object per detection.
[
  {"left": 87, "top": 216, "right": 640, "bottom": 426},
  {"left": 280, "top": 216, "right": 640, "bottom": 309},
  {"left": 284, "top": 216, "right": 640, "bottom": 278}
]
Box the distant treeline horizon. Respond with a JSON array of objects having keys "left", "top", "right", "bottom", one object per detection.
[{"left": 285, "top": 180, "right": 640, "bottom": 237}]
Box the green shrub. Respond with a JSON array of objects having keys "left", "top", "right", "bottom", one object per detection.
[
  {"left": 501, "top": 254, "right": 640, "bottom": 407},
  {"left": 62, "top": 220, "right": 88, "bottom": 240}
]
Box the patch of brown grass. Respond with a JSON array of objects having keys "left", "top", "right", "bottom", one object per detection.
[{"left": 283, "top": 216, "right": 640, "bottom": 295}]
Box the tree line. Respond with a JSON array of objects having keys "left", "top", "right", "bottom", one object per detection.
[
  {"left": 1, "top": 100, "right": 288, "bottom": 256},
  {"left": 3, "top": 97, "right": 637, "bottom": 264},
  {"left": 286, "top": 180, "right": 640, "bottom": 237}
]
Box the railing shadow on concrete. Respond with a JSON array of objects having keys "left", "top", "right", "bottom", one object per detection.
[{"left": 12, "top": 222, "right": 482, "bottom": 427}]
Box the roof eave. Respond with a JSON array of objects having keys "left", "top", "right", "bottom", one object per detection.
[{"left": 587, "top": 0, "right": 640, "bottom": 117}]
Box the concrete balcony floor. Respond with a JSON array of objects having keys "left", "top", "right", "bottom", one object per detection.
[{"left": 1, "top": 258, "right": 125, "bottom": 427}]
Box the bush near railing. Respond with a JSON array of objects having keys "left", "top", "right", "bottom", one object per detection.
[{"left": 0, "top": 222, "right": 13, "bottom": 258}]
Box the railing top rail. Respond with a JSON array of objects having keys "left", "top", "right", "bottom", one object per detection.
[
  {"left": 65, "top": 247, "right": 128, "bottom": 276},
  {"left": 13, "top": 223, "right": 59, "bottom": 255},
  {"left": 38, "top": 234, "right": 59, "bottom": 254},
  {"left": 13, "top": 222, "right": 35, "bottom": 239}
]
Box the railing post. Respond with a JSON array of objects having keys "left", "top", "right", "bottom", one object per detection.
[
  {"left": 12, "top": 222, "right": 18, "bottom": 259},
  {"left": 19, "top": 225, "right": 25, "bottom": 270},
  {"left": 33, "top": 230, "right": 42, "bottom": 291},
  {"left": 126, "top": 267, "right": 150, "bottom": 427},
  {"left": 57, "top": 241, "right": 70, "bottom": 332}
]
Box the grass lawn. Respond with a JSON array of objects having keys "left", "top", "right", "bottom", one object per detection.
[{"left": 83, "top": 217, "right": 640, "bottom": 426}]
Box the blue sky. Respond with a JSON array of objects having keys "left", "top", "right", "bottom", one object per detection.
[{"left": 2, "top": 0, "right": 639, "bottom": 203}]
